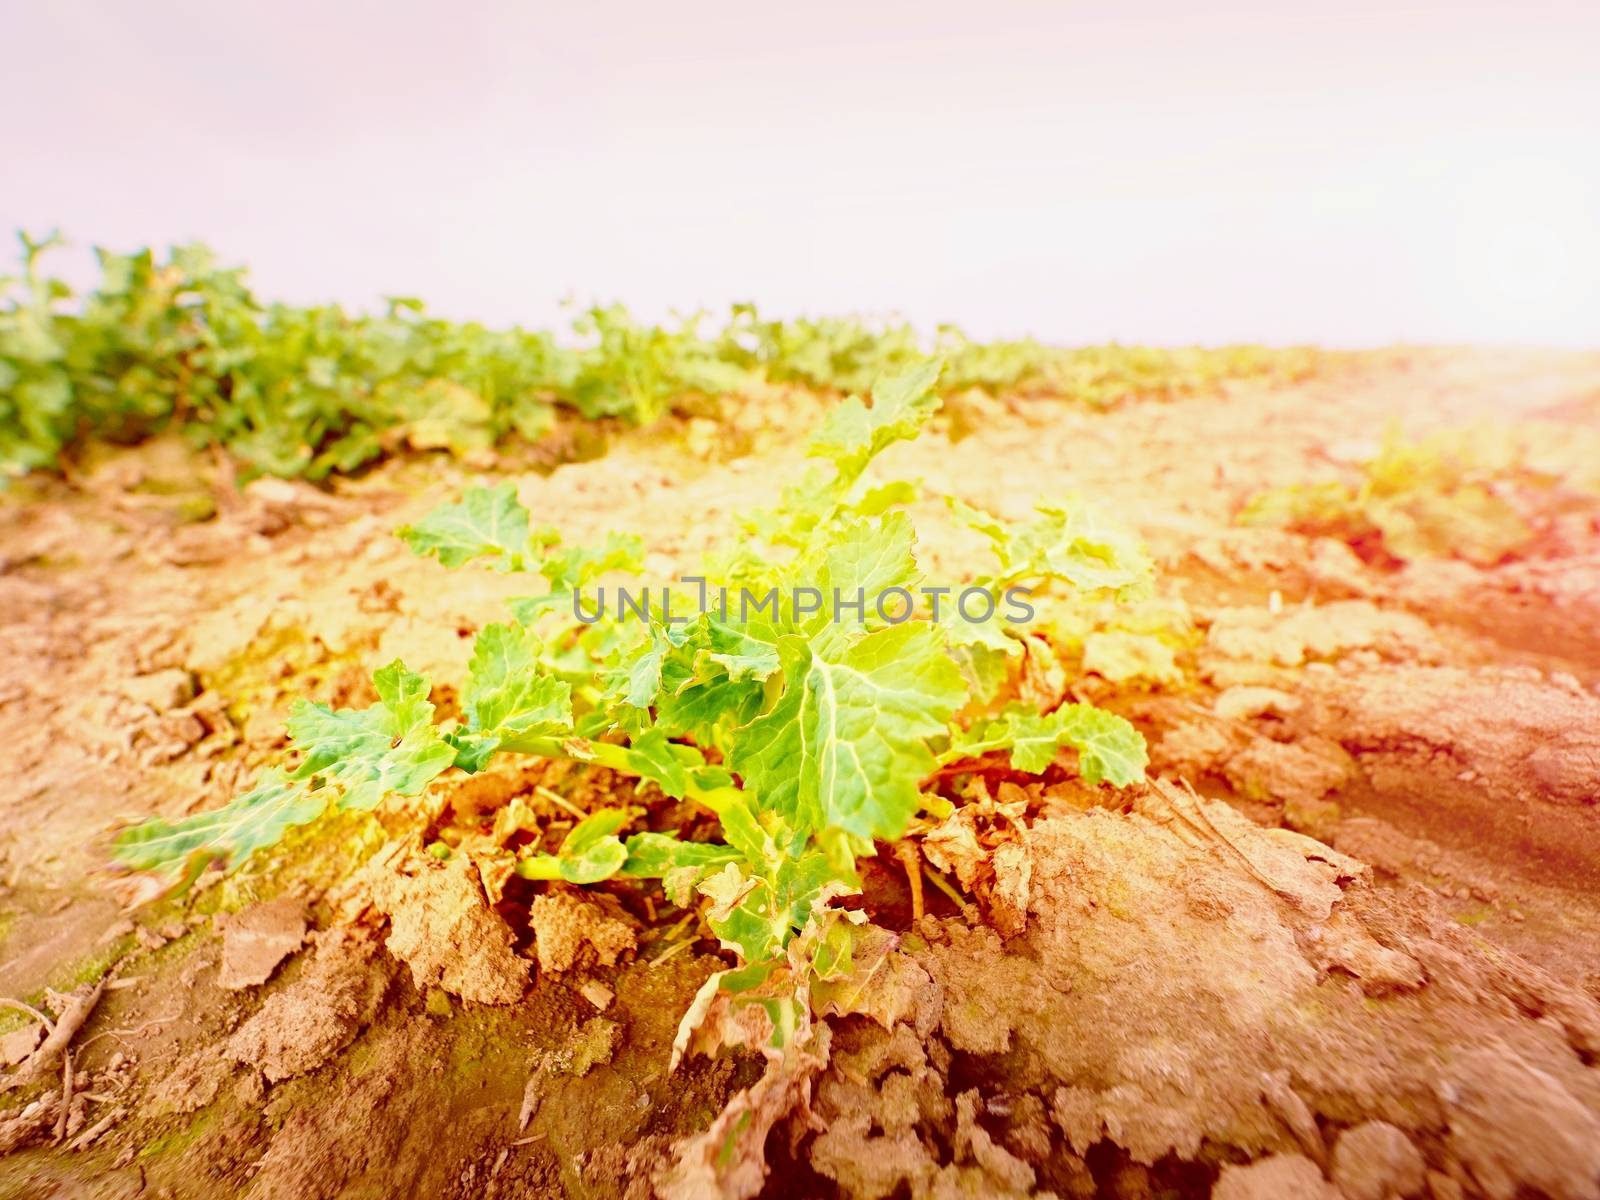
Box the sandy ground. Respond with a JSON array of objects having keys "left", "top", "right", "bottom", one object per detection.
[{"left": 0, "top": 347, "right": 1598, "bottom": 1198}]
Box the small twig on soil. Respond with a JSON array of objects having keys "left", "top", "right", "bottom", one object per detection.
[
  {"left": 646, "top": 913, "right": 699, "bottom": 963},
  {"left": 0, "top": 998, "right": 55, "bottom": 1034},
  {"left": 648, "top": 938, "right": 696, "bottom": 967},
  {"left": 75, "top": 1015, "right": 182, "bottom": 1053},
  {"left": 921, "top": 864, "right": 970, "bottom": 914},
  {"left": 654, "top": 913, "right": 695, "bottom": 942},
  {"left": 53, "top": 1052, "right": 73, "bottom": 1144},
  {"left": 894, "top": 842, "right": 925, "bottom": 921},
  {"left": 5, "top": 981, "right": 103, "bottom": 1090},
  {"left": 67, "top": 1106, "right": 123, "bottom": 1152},
  {"left": 518, "top": 1073, "right": 541, "bottom": 1132},
  {"left": 1153, "top": 778, "right": 1289, "bottom": 898},
  {"left": 534, "top": 786, "right": 587, "bottom": 820},
  {"left": 929, "top": 756, "right": 996, "bottom": 779}
]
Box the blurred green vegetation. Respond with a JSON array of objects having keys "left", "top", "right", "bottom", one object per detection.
[{"left": 2, "top": 231, "right": 1327, "bottom": 483}]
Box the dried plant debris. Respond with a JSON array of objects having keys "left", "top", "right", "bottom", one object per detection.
[{"left": 216, "top": 896, "right": 308, "bottom": 990}]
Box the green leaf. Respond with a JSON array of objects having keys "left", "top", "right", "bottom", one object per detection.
[
  {"left": 516, "top": 806, "right": 633, "bottom": 883},
  {"left": 537, "top": 532, "right": 645, "bottom": 592},
  {"left": 655, "top": 671, "right": 764, "bottom": 746},
  {"left": 111, "top": 768, "right": 327, "bottom": 876},
  {"left": 1046, "top": 704, "right": 1147, "bottom": 784},
  {"left": 505, "top": 591, "right": 575, "bottom": 624},
  {"left": 701, "top": 617, "right": 783, "bottom": 681},
  {"left": 947, "top": 642, "right": 1013, "bottom": 704},
  {"left": 621, "top": 832, "right": 741, "bottom": 877},
  {"left": 808, "top": 361, "right": 943, "bottom": 479},
  {"left": 935, "top": 588, "right": 1020, "bottom": 656},
  {"left": 287, "top": 660, "right": 457, "bottom": 810},
  {"left": 984, "top": 706, "right": 1068, "bottom": 773},
  {"left": 609, "top": 627, "right": 668, "bottom": 709},
  {"left": 950, "top": 701, "right": 1147, "bottom": 785},
  {"left": 849, "top": 479, "right": 919, "bottom": 518},
  {"left": 654, "top": 627, "right": 770, "bottom": 745},
  {"left": 803, "top": 512, "right": 921, "bottom": 632},
  {"left": 730, "top": 623, "right": 965, "bottom": 840},
  {"left": 563, "top": 806, "right": 631, "bottom": 853},
  {"left": 703, "top": 850, "right": 843, "bottom": 964},
  {"left": 611, "top": 727, "right": 698, "bottom": 798},
  {"left": 443, "top": 728, "right": 499, "bottom": 774},
  {"left": 951, "top": 497, "right": 1152, "bottom": 595},
  {"left": 739, "top": 463, "right": 844, "bottom": 546},
  {"left": 398, "top": 483, "right": 533, "bottom": 571},
  {"left": 563, "top": 727, "right": 708, "bottom": 800},
  {"left": 463, "top": 623, "right": 573, "bottom": 739},
  {"left": 557, "top": 808, "right": 631, "bottom": 882}
]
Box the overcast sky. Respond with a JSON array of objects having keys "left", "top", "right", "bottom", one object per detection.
[{"left": 5, "top": 1, "right": 1598, "bottom": 346}]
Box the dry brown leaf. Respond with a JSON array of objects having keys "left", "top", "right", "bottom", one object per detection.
[
  {"left": 657, "top": 1022, "right": 830, "bottom": 1200},
  {"left": 216, "top": 895, "right": 307, "bottom": 990},
  {"left": 988, "top": 843, "right": 1033, "bottom": 938},
  {"left": 0, "top": 1023, "right": 44, "bottom": 1068},
  {"left": 920, "top": 807, "right": 986, "bottom": 890},
  {"left": 1018, "top": 633, "right": 1067, "bottom": 710},
  {"left": 669, "top": 971, "right": 726, "bottom": 1073},
  {"left": 811, "top": 926, "right": 939, "bottom": 1031}
]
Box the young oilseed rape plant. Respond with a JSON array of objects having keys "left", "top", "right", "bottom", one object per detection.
[{"left": 116, "top": 362, "right": 1152, "bottom": 1059}]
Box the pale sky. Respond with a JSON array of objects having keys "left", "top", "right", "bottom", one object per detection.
[{"left": 5, "top": 1, "right": 1598, "bottom": 346}]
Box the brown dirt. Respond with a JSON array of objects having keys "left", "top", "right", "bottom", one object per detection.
[
  {"left": 814, "top": 781, "right": 1600, "bottom": 1198},
  {"left": 1, "top": 347, "right": 1599, "bottom": 1198}
]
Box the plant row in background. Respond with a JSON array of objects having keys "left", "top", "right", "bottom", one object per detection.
[
  {"left": 1240, "top": 422, "right": 1600, "bottom": 565},
  {"left": 2, "top": 231, "right": 1326, "bottom": 483}
]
